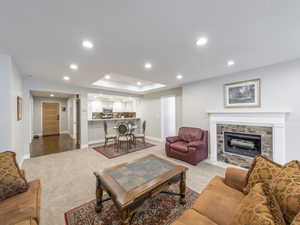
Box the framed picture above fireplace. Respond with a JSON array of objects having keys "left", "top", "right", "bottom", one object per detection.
[{"left": 224, "top": 79, "right": 260, "bottom": 108}]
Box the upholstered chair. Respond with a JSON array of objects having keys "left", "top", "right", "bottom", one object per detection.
[{"left": 165, "top": 127, "right": 208, "bottom": 165}]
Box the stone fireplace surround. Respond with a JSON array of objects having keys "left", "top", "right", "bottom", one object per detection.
[{"left": 208, "top": 111, "right": 289, "bottom": 168}]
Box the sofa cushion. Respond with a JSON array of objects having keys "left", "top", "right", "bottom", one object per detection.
[
  {"left": 0, "top": 180, "right": 41, "bottom": 225},
  {"left": 171, "top": 209, "right": 218, "bottom": 225},
  {"left": 170, "top": 141, "right": 188, "bottom": 153},
  {"left": 191, "top": 176, "right": 244, "bottom": 225},
  {"left": 291, "top": 212, "right": 300, "bottom": 225},
  {"left": 271, "top": 160, "right": 300, "bottom": 223},
  {"left": 230, "top": 183, "right": 286, "bottom": 225},
  {"left": 0, "top": 151, "right": 29, "bottom": 200},
  {"left": 243, "top": 155, "right": 281, "bottom": 194}
]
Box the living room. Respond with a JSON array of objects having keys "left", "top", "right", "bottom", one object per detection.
[{"left": 1, "top": 1, "right": 300, "bottom": 225}]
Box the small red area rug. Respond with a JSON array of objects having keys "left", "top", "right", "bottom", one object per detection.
[
  {"left": 64, "top": 184, "right": 198, "bottom": 225},
  {"left": 93, "top": 142, "right": 155, "bottom": 159}
]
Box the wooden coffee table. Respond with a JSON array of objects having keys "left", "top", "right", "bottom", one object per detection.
[{"left": 93, "top": 154, "right": 188, "bottom": 225}]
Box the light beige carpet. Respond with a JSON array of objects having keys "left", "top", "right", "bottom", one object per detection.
[{"left": 22, "top": 141, "right": 225, "bottom": 225}]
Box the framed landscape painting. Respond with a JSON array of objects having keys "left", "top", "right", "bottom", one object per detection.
[{"left": 224, "top": 79, "right": 261, "bottom": 108}]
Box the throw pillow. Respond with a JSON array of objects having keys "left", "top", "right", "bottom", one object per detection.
[
  {"left": 231, "top": 183, "right": 286, "bottom": 225},
  {"left": 0, "top": 151, "right": 28, "bottom": 200},
  {"left": 271, "top": 160, "right": 300, "bottom": 223},
  {"left": 291, "top": 212, "right": 300, "bottom": 225},
  {"left": 243, "top": 155, "right": 282, "bottom": 194}
]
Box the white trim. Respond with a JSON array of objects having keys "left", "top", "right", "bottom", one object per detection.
[
  {"left": 21, "top": 154, "right": 30, "bottom": 166},
  {"left": 88, "top": 139, "right": 105, "bottom": 145},
  {"left": 81, "top": 144, "right": 89, "bottom": 149},
  {"left": 60, "top": 130, "right": 70, "bottom": 134},
  {"left": 208, "top": 111, "right": 288, "bottom": 165},
  {"left": 146, "top": 136, "right": 163, "bottom": 142}
]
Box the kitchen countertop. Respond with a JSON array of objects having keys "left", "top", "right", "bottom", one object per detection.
[{"left": 88, "top": 118, "right": 140, "bottom": 122}]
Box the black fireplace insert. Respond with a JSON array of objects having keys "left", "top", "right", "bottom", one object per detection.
[{"left": 224, "top": 131, "right": 261, "bottom": 157}]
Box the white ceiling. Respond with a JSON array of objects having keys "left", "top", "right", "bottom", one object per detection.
[{"left": 1, "top": 0, "right": 300, "bottom": 94}]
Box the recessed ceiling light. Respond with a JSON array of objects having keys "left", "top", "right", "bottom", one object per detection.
[
  {"left": 196, "top": 37, "right": 208, "bottom": 46},
  {"left": 176, "top": 74, "right": 183, "bottom": 80},
  {"left": 69, "top": 64, "right": 78, "bottom": 70},
  {"left": 82, "top": 40, "right": 94, "bottom": 49},
  {"left": 137, "top": 81, "right": 142, "bottom": 86},
  {"left": 104, "top": 74, "right": 111, "bottom": 80},
  {"left": 63, "top": 76, "right": 70, "bottom": 81},
  {"left": 144, "top": 62, "right": 152, "bottom": 69},
  {"left": 50, "top": 94, "right": 54, "bottom": 97},
  {"left": 227, "top": 60, "right": 235, "bottom": 67}
]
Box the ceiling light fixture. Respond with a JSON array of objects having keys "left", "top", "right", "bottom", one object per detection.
[
  {"left": 137, "top": 81, "right": 142, "bottom": 86},
  {"left": 144, "top": 62, "right": 152, "bottom": 69},
  {"left": 227, "top": 60, "right": 235, "bottom": 67},
  {"left": 50, "top": 94, "right": 54, "bottom": 97},
  {"left": 69, "top": 64, "right": 78, "bottom": 70},
  {"left": 63, "top": 76, "right": 70, "bottom": 81},
  {"left": 196, "top": 37, "right": 208, "bottom": 46},
  {"left": 104, "top": 74, "right": 111, "bottom": 80},
  {"left": 82, "top": 40, "right": 94, "bottom": 49},
  {"left": 176, "top": 74, "right": 183, "bottom": 80}
]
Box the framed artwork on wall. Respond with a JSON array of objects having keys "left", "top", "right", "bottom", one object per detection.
[
  {"left": 224, "top": 79, "right": 261, "bottom": 108},
  {"left": 17, "top": 96, "right": 22, "bottom": 120}
]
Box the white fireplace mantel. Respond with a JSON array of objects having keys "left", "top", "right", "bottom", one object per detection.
[{"left": 208, "top": 111, "right": 290, "bottom": 165}]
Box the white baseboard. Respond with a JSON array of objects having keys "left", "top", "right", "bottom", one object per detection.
[
  {"left": 146, "top": 136, "right": 163, "bottom": 143},
  {"left": 60, "top": 130, "right": 70, "bottom": 134},
  {"left": 21, "top": 154, "right": 30, "bottom": 166},
  {"left": 81, "top": 144, "right": 89, "bottom": 149},
  {"left": 88, "top": 139, "right": 105, "bottom": 145}
]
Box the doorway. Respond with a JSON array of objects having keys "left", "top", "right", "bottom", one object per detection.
[
  {"left": 161, "top": 95, "right": 176, "bottom": 139},
  {"left": 30, "top": 91, "right": 81, "bottom": 157},
  {"left": 42, "top": 103, "right": 60, "bottom": 136}
]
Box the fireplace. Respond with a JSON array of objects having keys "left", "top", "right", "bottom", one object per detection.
[{"left": 224, "top": 132, "right": 261, "bottom": 157}]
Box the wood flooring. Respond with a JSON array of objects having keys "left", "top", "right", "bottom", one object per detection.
[{"left": 30, "top": 134, "right": 80, "bottom": 157}]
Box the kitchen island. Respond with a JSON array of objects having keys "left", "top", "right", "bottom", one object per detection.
[{"left": 88, "top": 118, "right": 141, "bottom": 145}]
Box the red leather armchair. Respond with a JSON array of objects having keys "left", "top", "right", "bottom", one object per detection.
[{"left": 165, "top": 127, "right": 208, "bottom": 165}]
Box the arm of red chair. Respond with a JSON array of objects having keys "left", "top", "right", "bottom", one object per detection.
[
  {"left": 187, "top": 140, "right": 204, "bottom": 147},
  {"left": 166, "top": 136, "right": 181, "bottom": 143}
]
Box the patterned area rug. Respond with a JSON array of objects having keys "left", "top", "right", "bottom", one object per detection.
[
  {"left": 93, "top": 142, "right": 155, "bottom": 159},
  {"left": 65, "top": 184, "right": 198, "bottom": 225}
]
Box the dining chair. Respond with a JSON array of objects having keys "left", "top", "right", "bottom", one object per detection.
[
  {"left": 117, "top": 123, "right": 130, "bottom": 151},
  {"left": 104, "top": 121, "right": 117, "bottom": 147},
  {"left": 134, "top": 120, "right": 146, "bottom": 145}
]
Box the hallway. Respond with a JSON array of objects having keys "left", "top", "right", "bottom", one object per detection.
[{"left": 30, "top": 134, "right": 80, "bottom": 157}]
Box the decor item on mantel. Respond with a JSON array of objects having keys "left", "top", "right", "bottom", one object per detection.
[{"left": 224, "top": 79, "right": 260, "bottom": 108}]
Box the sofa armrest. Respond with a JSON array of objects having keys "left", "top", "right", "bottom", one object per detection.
[
  {"left": 224, "top": 167, "right": 248, "bottom": 192},
  {"left": 187, "top": 140, "right": 204, "bottom": 147},
  {"left": 166, "top": 136, "right": 181, "bottom": 143},
  {"left": 0, "top": 180, "right": 41, "bottom": 225}
]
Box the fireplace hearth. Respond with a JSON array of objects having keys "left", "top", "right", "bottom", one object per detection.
[{"left": 224, "top": 132, "right": 261, "bottom": 157}]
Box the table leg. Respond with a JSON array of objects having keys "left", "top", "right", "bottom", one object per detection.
[
  {"left": 121, "top": 209, "right": 130, "bottom": 225},
  {"left": 95, "top": 176, "right": 103, "bottom": 213},
  {"left": 179, "top": 171, "right": 187, "bottom": 205}
]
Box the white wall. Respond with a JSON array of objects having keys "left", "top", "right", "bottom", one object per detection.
[
  {"left": 139, "top": 88, "right": 182, "bottom": 140},
  {"left": 32, "top": 96, "right": 68, "bottom": 136},
  {"left": 182, "top": 59, "right": 300, "bottom": 162},
  {"left": 0, "top": 55, "right": 25, "bottom": 163}
]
